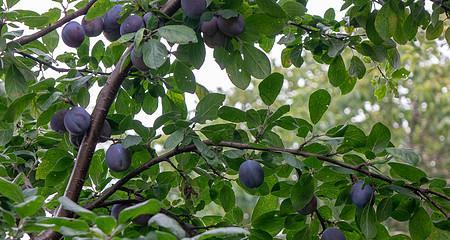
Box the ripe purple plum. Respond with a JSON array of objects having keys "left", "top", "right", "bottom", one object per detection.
[
  {"left": 106, "top": 143, "right": 131, "bottom": 172},
  {"left": 321, "top": 228, "right": 346, "bottom": 240},
  {"left": 298, "top": 196, "right": 318, "bottom": 215},
  {"left": 201, "top": 16, "right": 219, "bottom": 36},
  {"left": 82, "top": 17, "right": 103, "bottom": 37},
  {"left": 63, "top": 107, "right": 91, "bottom": 136},
  {"left": 50, "top": 109, "right": 68, "bottom": 133},
  {"left": 239, "top": 160, "right": 264, "bottom": 189},
  {"left": 62, "top": 21, "right": 85, "bottom": 48},
  {"left": 203, "top": 31, "right": 226, "bottom": 48},
  {"left": 217, "top": 15, "right": 245, "bottom": 37},
  {"left": 181, "top": 0, "right": 207, "bottom": 18},
  {"left": 103, "top": 29, "right": 121, "bottom": 41},
  {"left": 131, "top": 47, "right": 149, "bottom": 71},
  {"left": 120, "top": 15, "right": 144, "bottom": 36},
  {"left": 98, "top": 120, "right": 112, "bottom": 143},
  {"left": 103, "top": 5, "right": 122, "bottom": 32},
  {"left": 350, "top": 180, "right": 374, "bottom": 208}
]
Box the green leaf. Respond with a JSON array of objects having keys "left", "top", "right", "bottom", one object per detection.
[
  {"left": 409, "top": 207, "right": 432, "bottom": 240},
  {"left": 85, "top": 0, "right": 113, "bottom": 20},
  {"left": 258, "top": 73, "right": 284, "bottom": 105},
  {"left": 308, "top": 89, "right": 331, "bottom": 124},
  {"left": 164, "top": 128, "right": 185, "bottom": 149},
  {"left": 142, "top": 39, "right": 168, "bottom": 69},
  {"left": 375, "top": 3, "right": 398, "bottom": 40},
  {"left": 252, "top": 195, "right": 278, "bottom": 222},
  {"left": 158, "top": 25, "right": 198, "bottom": 44},
  {"left": 42, "top": 30, "right": 59, "bottom": 53},
  {"left": 219, "top": 185, "right": 235, "bottom": 211},
  {"left": 3, "top": 93, "right": 35, "bottom": 123},
  {"left": 59, "top": 196, "right": 96, "bottom": 220},
  {"left": 14, "top": 196, "right": 44, "bottom": 218},
  {"left": 148, "top": 214, "right": 187, "bottom": 239},
  {"left": 175, "top": 40, "right": 206, "bottom": 69},
  {"left": 95, "top": 216, "right": 116, "bottom": 235},
  {"left": 256, "top": 0, "right": 287, "bottom": 18},
  {"left": 349, "top": 56, "right": 366, "bottom": 79},
  {"left": 5, "top": 64, "right": 28, "bottom": 100},
  {"left": 184, "top": 227, "right": 249, "bottom": 239},
  {"left": 367, "top": 122, "right": 391, "bottom": 153},
  {"left": 386, "top": 148, "right": 420, "bottom": 165},
  {"left": 389, "top": 162, "right": 427, "bottom": 183},
  {"left": 173, "top": 61, "right": 196, "bottom": 93},
  {"left": 0, "top": 177, "right": 24, "bottom": 203},
  {"left": 0, "top": 122, "right": 13, "bottom": 146},
  {"left": 142, "top": 94, "right": 158, "bottom": 115},
  {"left": 376, "top": 197, "right": 393, "bottom": 221},
  {"left": 359, "top": 205, "right": 378, "bottom": 239},
  {"left": 118, "top": 199, "right": 161, "bottom": 224},
  {"left": 36, "top": 149, "right": 72, "bottom": 180},
  {"left": 218, "top": 106, "right": 246, "bottom": 123},
  {"left": 324, "top": 8, "right": 336, "bottom": 20},
  {"left": 242, "top": 44, "right": 271, "bottom": 79},
  {"left": 426, "top": 21, "right": 444, "bottom": 40},
  {"left": 226, "top": 53, "right": 251, "bottom": 90},
  {"left": 281, "top": 1, "right": 306, "bottom": 18},
  {"left": 291, "top": 174, "right": 314, "bottom": 211},
  {"left": 192, "top": 93, "right": 226, "bottom": 123},
  {"left": 328, "top": 55, "right": 347, "bottom": 87}
]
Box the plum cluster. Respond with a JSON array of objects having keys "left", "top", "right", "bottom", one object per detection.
[
  {"left": 62, "top": 5, "right": 150, "bottom": 48},
  {"left": 111, "top": 203, "right": 152, "bottom": 225},
  {"left": 200, "top": 15, "right": 245, "bottom": 48},
  {"left": 50, "top": 107, "right": 111, "bottom": 148}
]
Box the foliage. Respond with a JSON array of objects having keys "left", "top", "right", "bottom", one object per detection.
[{"left": 0, "top": 0, "right": 449, "bottom": 240}]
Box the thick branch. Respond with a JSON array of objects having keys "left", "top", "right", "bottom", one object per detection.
[
  {"left": 84, "top": 140, "right": 450, "bottom": 212},
  {"left": 14, "top": 0, "right": 97, "bottom": 46},
  {"left": 16, "top": 51, "right": 110, "bottom": 75}
]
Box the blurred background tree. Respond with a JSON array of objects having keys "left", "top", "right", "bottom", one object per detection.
[{"left": 226, "top": 34, "right": 450, "bottom": 179}]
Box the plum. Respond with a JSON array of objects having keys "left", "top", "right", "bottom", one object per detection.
[
  {"left": 201, "top": 16, "right": 218, "bottom": 36},
  {"left": 64, "top": 107, "right": 91, "bottom": 136},
  {"left": 50, "top": 109, "right": 68, "bottom": 133},
  {"left": 181, "top": 0, "right": 207, "bottom": 18},
  {"left": 98, "top": 120, "right": 112, "bottom": 143},
  {"left": 103, "top": 5, "right": 123, "bottom": 32},
  {"left": 103, "top": 28, "right": 121, "bottom": 41},
  {"left": 111, "top": 203, "right": 131, "bottom": 219},
  {"left": 70, "top": 134, "right": 83, "bottom": 148},
  {"left": 120, "top": 15, "right": 144, "bottom": 36},
  {"left": 82, "top": 16, "right": 103, "bottom": 37},
  {"left": 239, "top": 160, "right": 264, "bottom": 189},
  {"left": 217, "top": 15, "right": 245, "bottom": 37},
  {"left": 203, "top": 31, "right": 226, "bottom": 48},
  {"left": 62, "top": 21, "right": 85, "bottom": 48},
  {"left": 111, "top": 203, "right": 152, "bottom": 225},
  {"left": 298, "top": 196, "right": 317, "bottom": 215},
  {"left": 350, "top": 180, "right": 374, "bottom": 208},
  {"left": 106, "top": 143, "right": 131, "bottom": 172},
  {"left": 321, "top": 228, "right": 346, "bottom": 240},
  {"left": 130, "top": 47, "right": 149, "bottom": 71}
]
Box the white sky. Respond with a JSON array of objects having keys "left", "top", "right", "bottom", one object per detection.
[{"left": 12, "top": 0, "right": 344, "bottom": 127}]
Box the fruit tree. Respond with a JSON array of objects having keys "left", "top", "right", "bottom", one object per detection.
[{"left": 0, "top": 0, "right": 449, "bottom": 239}]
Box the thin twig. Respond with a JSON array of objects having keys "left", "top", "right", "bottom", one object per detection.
[{"left": 17, "top": 51, "right": 110, "bottom": 76}]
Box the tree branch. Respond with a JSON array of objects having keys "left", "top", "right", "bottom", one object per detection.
[
  {"left": 16, "top": 51, "right": 110, "bottom": 75},
  {"left": 34, "top": 1, "right": 182, "bottom": 239},
  {"left": 14, "top": 0, "right": 98, "bottom": 46},
  {"left": 84, "top": 140, "right": 450, "bottom": 213}
]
